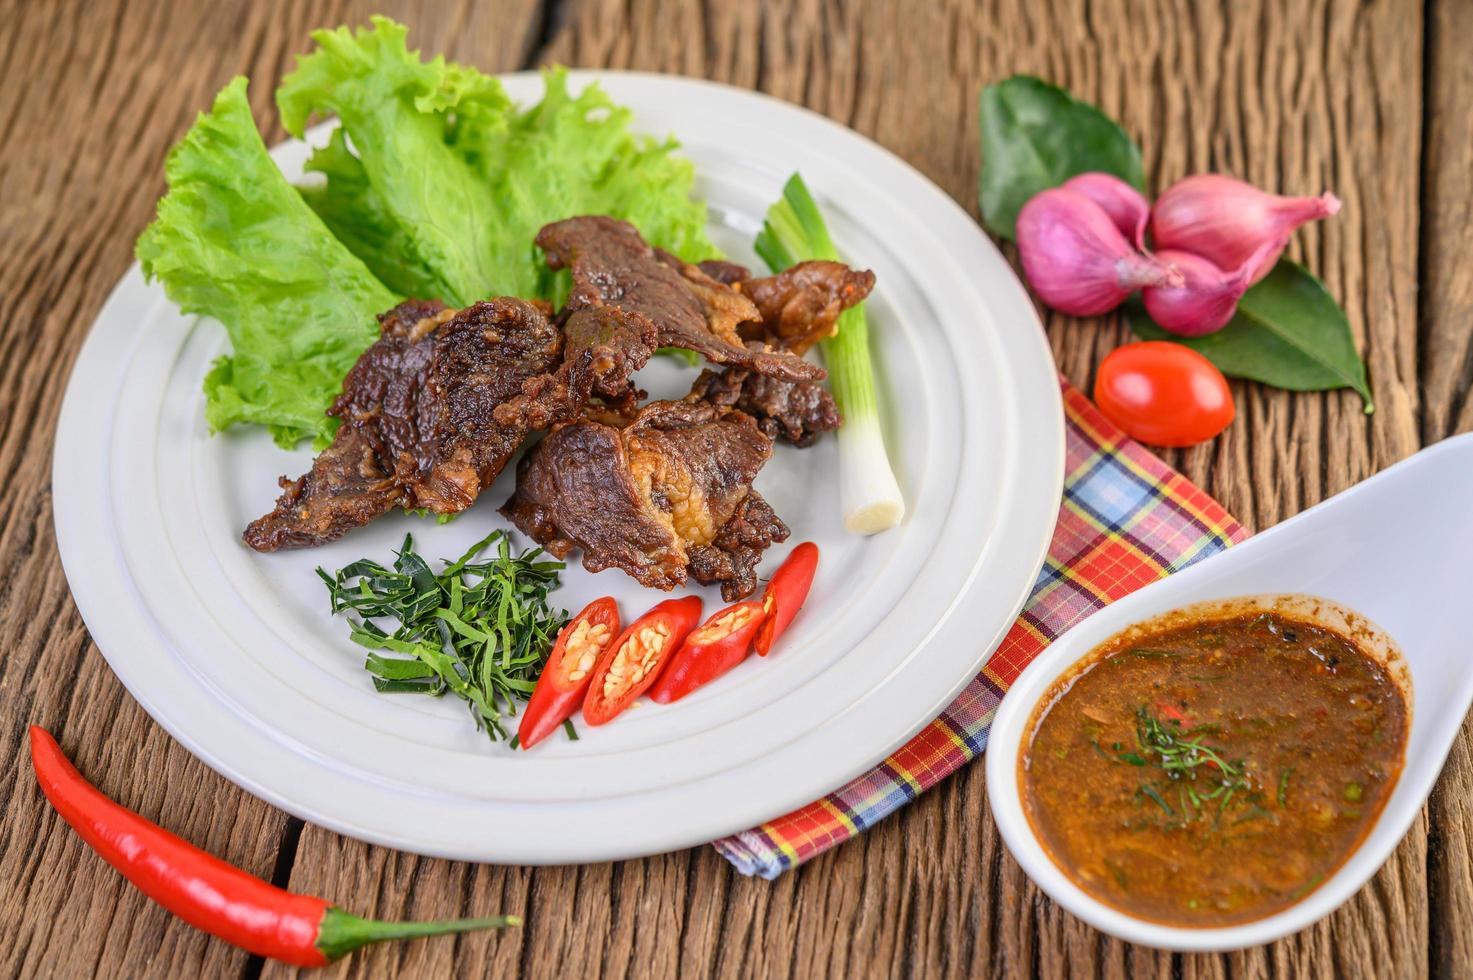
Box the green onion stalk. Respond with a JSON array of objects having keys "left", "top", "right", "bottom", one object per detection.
[{"left": 755, "top": 173, "right": 904, "bottom": 534}]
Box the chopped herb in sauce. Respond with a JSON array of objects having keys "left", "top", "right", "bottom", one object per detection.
[
  {"left": 1278, "top": 768, "right": 1294, "bottom": 808},
  {"left": 1118, "top": 706, "right": 1255, "bottom": 827}
]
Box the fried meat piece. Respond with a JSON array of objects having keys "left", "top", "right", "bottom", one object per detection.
[
  {"left": 738, "top": 261, "right": 876, "bottom": 354},
  {"left": 535, "top": 216, "right": 824, "bottom": 383},
  {"left": 683, "top": 262, "right": 869, "bottom": 447},
  {"left": 244, "top": 298, "right": 562, "bottom": 551},
  {"left": 686, "top": 365, "right": 841, "bottom": 448},
  {"left": 493, "top": 304, "right": 656, "bottom": 430},
  {"left": 695, "top": 258, "right": 751, "bottom": 285},
  {"left": 501, "top": 399, "right": 787, "bottom": 600}
]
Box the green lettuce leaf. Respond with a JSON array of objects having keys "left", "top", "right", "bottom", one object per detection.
[
  {"left": 135, "top": 77, "right": 397, "bottom": 448},
  {"left": 138, "top": 17, "right": 718, "bottom": 449},
  {"left": 277, "top": 16, "right": 511, "bottom": 306},
  {"left": 467, "top": 67, "right": 718, "bottom": 300},
  {"left": 291, "top": 30, "right": 717, "bottom": 303},
  {"left": 295, "top": 128, "right": 432, "bottom": 299}
]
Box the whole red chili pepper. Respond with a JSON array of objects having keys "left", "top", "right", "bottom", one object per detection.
[
  {"left": 583, "top": 596, "right": 703, "bottom": 726},
  {"left": 648, "top": 599, "right": 765, "bottom": 704},
  {"left": 519, "top": 596, "right": 621, "bottom": 750},
  {"left": 754, "top": 542, "right": 819, "bottom": 656},
  {"left": 29, "top": 726, "right": 519, "bottom": 967}
]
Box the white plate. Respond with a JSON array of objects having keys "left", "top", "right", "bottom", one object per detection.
[{"left": 53, "top": 72, "right": 1063, "bottom": 864}]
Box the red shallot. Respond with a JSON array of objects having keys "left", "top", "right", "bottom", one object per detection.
[
  {"left": 1016, "top": 188, "right": 1181, "bottom": 317},
  {"left": 1061, "top": 172, "right": 1151, "bottom": 249},
  {"left": 1141, "top": 242, "right": 1278, "bottom": 336},
  {"left": 1150, "top": 174, "right": 1340, "bottom": 286}
]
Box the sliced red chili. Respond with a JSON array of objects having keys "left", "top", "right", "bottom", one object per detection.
[
  {"left": 754, "top": 542, "right": 819, "bottom": 656},
  {"left": 582, "top": 596, "right": 703, "bottom": 726},
  {"left": 519, "top": 596, "right": 620, "bottom": 750},
  {"left": 29, "top": 726, "right": 518, "bottom": 967},
  {"left": 1154, "top": 701, "right": 1191, "bottom": 727},
  {"left": 649, "top": 599, "right": 765, "bottom": 704}
]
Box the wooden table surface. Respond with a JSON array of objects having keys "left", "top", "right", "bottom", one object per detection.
[{"left": 3, "top": 0, "right": 1470, "bottom": 976}]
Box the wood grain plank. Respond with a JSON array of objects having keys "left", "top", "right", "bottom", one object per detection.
[
  {"left": 1420, "top": 2, "right": 1473, "bottom": 976},
  {"left": 0, "top": 0, "right": 1459, "bottom": 978},
  {"left": 0, "top": 1, "right": 540, "bottom": 978},
  {"left": 0, "top": 0, "right": 317, "bottom": 976},
  {"left": 1420, "top": 0, "right": 1473, "bottom": 446}
]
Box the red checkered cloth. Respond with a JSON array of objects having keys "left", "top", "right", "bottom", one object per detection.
[{"left": 713, "top": 379, "right": 1248, "bottom": 877}]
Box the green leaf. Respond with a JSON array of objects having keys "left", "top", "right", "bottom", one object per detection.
[
  {"left": 322, "top": 530, "right": 567, "bottom": 742},
  {"left": 1127, "top": 260, "right": 1373, "bottom": 412},
  {"left": 978, "top": 75, "right": 1144, "bottom": 240},
  {"left": 298, "top": 128, "right": 440, "bottom": 299},
  {"left": 282, "top": 22, "right": 717, "bottom": 304},
  {"left": 465, "top": 66, "right": 718, "bottom": 300},
  {"left": 135, "top": 77, "right": 398, "bottom": 448},
  {"left": 656, "top": 346, "right": 701, "bottom": 367},
  {"left": 363, "top": 653, "right": 437, "bottom": 680},
  {"left": 140, "top": 19, "right": 717, "bottom": 448},
  {"left": 277, "top": 16, "right": 512, "bottom": 306}
]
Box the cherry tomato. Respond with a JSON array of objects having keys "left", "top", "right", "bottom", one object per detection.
[{"left": 1093, "top": 342, "right": 1234, "bottom": 447}]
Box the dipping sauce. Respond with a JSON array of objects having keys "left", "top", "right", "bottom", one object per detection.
[{"left": 1020, "top": 605, "right": 1408, "bottom": 927}]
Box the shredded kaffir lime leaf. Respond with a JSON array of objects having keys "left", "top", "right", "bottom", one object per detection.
[
  {"left": 318, "top": 530, "right": 567, "bottom": 741},
  {"left": 1125, "top": 706, "right": 1257, "bottom": 828}
]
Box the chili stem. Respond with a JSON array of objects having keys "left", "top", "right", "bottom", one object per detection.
[{"left": 316, "top": 909, "right": 522, "bottom": 961}]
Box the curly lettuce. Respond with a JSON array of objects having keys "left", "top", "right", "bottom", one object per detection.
[
  {"left": 278, "top": 17, "right": 511, "bottom": 305},
  {"left": 466, "top": 67, "right": 718, "bottom": 300},
  {"left": 289, "top": 18, "right": 715, "bottom": 301},
  {"left": 294, "top": 128, "right": 431, "bottom": 300},
  {"left": 137, "top": 17, "right": 716, "bottom": 448},
  {"left": 136, "top": 77, "right": 397, "bottom": 447}
]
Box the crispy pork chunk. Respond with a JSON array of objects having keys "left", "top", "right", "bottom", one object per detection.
[
  {"left": 685, "top": 365, "right": 841, "bottom": 448},
  {"left": 492, "top": 304, "right": 656, "bottom": 430},
  {"left": 737, "top": 260, "right": 876, "bottom": 355},
  {"left": 682, "top": 258, "right": 873, "bottom": 447},
  {"left": 245, "top": 218, "right": 875, "bottom": 553},
  {"left": 243, "top": 298, "right": 562, "bottom": 551},
  {"left": 501, "top": 400, "right": 788, "bottom": 600},
  {"left": 535, "top": 216, "right": 825, "bottom": 383}
]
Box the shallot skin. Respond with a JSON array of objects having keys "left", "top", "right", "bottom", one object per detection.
[
  {"left": 1062, "top": 173, "right": 1151, "bottom": 249},
  {"left": 1016, "top": 188, "right": 1181, "bottom": 318},
  {"left": 1150, "top": 174, "right": 1341, "bottom": 286}
]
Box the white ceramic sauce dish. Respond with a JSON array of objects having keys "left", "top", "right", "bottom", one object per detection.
[{"left": 986, "top": 431, "right": 1473, "bottom": 951}]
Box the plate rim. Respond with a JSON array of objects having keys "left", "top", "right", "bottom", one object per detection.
[{"left": 52, "top": 69, "right": 1064, "bottom": 863}]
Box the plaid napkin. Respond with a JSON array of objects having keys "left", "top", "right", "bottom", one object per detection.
[{"left": 713, "top": 379, "right": 1248, "bottom": 878}]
